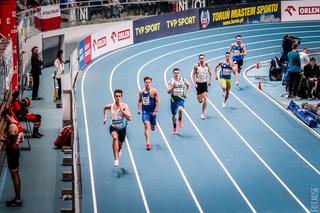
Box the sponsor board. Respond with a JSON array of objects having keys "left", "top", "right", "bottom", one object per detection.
[
  {"left": 91, "top": 21, "right": 133, "bottom": 59},
  {"left": 79, "top": 35, "right": 91, "bottom": 69},
  {"left": 282, "top": 0, "right": 320, "bottom": 22},
  {"left": 133, "top": 9, "right": 199, "bottom": 43},
  {"left": 199, "top": 2, "right": 280, "bottom": 29},
  {"left": 34, "top": 5, "right": 61, "bottom": 31}
]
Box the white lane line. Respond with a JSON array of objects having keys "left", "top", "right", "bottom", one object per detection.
[
  {"left": 110, "top": 68, "right": 150, "bottom": 213},
  {"left": 81, "top": 69, "right": 98, "bottom": 213},
  {"left": 161, "top": 67, "right": 257, "bottom": 213},
  {"left": 80, "top": 22, "right": 320, "bottom": 212},
  {"left": 243, "top": 56, "right": 320, "bottom": 140},
  {"left": 135, "top": 69, "right": 204, "bottom": 213},
  {"left": 186, "top": 69, "right": 310, "bottom": 212}
]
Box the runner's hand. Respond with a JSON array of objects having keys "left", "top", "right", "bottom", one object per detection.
[
  {"left": 137, "top": 110, "right": 141, "bottom": 115},
  {"left": 194, "top": 82, "right": 197, "bottom": 88},
  {"left": 236, "top": 81, "right": 239, "bottom": 86},
  {"left": 103, "top": 119, "right": 106, "bottom": 124},
  {"left": 152, "top": 111, "right": 157, "bottom": 116}
]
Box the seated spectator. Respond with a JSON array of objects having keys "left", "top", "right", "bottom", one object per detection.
[
  {"left": 16, "top": 0, "right": 29, "bottom": 12},
  {"left": 11, "top": 91, "right": 43, "bottom": 138},
  {"left": 300, "top": 48, "right": 310, "bottom": 70},
  {"left": 304, "top": 57, "right": 320, "bottom": 99}
]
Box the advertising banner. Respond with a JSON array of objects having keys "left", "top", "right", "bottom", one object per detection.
[
  {"left": 133, "top": 9, "right": 199, "bottom": 43},
  {"left": 91, "top": 21, "right": 133, "bottom": 60},
  {"left": 282, "top": 0, "right": 320, "bottom": 22},
  {"left": 199, "top": 2, "right": 280, "bottom": 29},
  {"left": 79, "top": 35, "right": 91, "bottom": 69},
  {"left": 35, "top": 5, "right": 61, "bottom": 31}
]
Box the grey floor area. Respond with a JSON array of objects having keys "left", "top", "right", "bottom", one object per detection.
[{"left": 0, "top": 65, "right": 71, "bottom": 212}]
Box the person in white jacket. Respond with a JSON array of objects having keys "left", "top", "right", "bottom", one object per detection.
[{"left": 54, "top": 50, "right": 64, "bottom": 100}]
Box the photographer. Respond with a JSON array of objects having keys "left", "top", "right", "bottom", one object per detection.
[{"left": 281, "top": 34, "right": 301, "bottom": 63}]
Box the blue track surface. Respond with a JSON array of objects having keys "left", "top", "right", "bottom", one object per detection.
[{"left": 76, "top": 21, "right": 320, "bottom": 213}]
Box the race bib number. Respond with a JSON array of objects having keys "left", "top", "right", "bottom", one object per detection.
[
  {"left": 222, "top": 68, "right": 231, "bottom": 76},
  {"left": 142, "top": 96, "right": 150, "bottom": 105},
  {"left": 234, "top": 50, "right": 240, "bottom": 56}
]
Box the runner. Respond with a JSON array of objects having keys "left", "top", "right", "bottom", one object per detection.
[
  {"left": 103, "top": 89, "right": 132, "bottom": 167},
  {"left": 192, "top": 54, "right": 213, "bottom": 119},
  {"left": 167, "top": 68, "right": 190, "bottom": 134},
  {"left": 214, "top": 52, "right": 239, "bottom": 107},
  {"left": 229, "top": 35, "right": 247, "bottom": 74},
  {"left": 137, "top": 76, "right": 160, "bottom": 150}
]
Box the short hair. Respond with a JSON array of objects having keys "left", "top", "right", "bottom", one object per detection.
[
  {"left": 114, "top": 89, "right": 123, "bottom": 96},
  {"left": 292, "top": 42, "right": 299, "bottom": 49},
  {"left": 225, "top": 51, "right": 231, "bottom": 55},
  {"left": 199, "top": 54, "right": 205, "bottom": 58},
  {"left": 173, "top": 68, "right": 180, "bottom": 73},
  {"left": 303, "top": 48, "right": 309, "bottom": 51},
  {"left": 236, "top": 35, "right": 242, "bottom": 38},
  {"left": 1, "top": 108, "right": 13, "bottom": 118},
  {"left": 144, "top": 76, "right": 152, "bottom": 82},
  {"left": 310, "top": 57, "right": 316, "bottom": 62}
]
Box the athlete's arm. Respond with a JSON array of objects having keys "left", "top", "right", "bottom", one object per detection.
[
  {"left": 208, "top": 64, "right": 213, "bottom": 86},
  {"left": 241, "top": 44, "right": 247, "bottom": 56},
  {"left": 192, "top": 64, "right": 198, "bottom": 87},
  {"left": 120, "top": 103, "right": 132, "bottom": 121},
  {"left": 184, "top": 79, "right": 190, "bottom": 98},
  {"left": 231, "top": 61, "right": 239, "bottom": 85},
  {"left": 103, "top": 104, "right": 111, "bottom": 124},
  {"left": 229, "top": 44, "right": 234, "bottom": 53},
  {"left": 153, "top": 89, "right": 160, "bottom": 116},
  {"left": 167, "top": 80, "right": 173, "bottom": 94},
  {"left": 137, "top": 91, "right": 142, "bottom": 114},
  {"left": 214, "top": 62, "right": 223, "bottom": 80}
]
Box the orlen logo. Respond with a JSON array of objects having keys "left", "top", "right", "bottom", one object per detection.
[
  {"left": 299, "top": 6, "right": 320, "bottom": 15},
  {"left": 285, "top": 5, "right": 296, "bottom": 16},
  {"left": 97, "top": 36, "right": 107, "bottom": 48},
  {"left": 118, "top": 29, "right": 130, "bottom": 41}
]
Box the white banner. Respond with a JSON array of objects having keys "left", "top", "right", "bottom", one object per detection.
[
  {"left": 91, "top": 21, "right": 133, "bottom": 59},
  {"left": 282, "top": 0, "right": 320, "bottom": 22},
  {"left": 35, "top": 5, "right": 61, "bottom": 19}
]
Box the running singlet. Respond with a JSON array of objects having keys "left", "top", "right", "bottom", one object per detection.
[
  {"left": 195, "top": 64, "right": 209, "bottom": 83},
  {"left": 170, "top": 77, "right": 185, "bottom": 101},
  {"left": 141, "top": 90, "right": 156, "bottom": 112},
  {"left": 110, "top": 104, "right": 128, "bottom": 129},
  {"left": 231, "top": 43, "right": 244, "bottom": 61},
  {"left": 6, "top": 122, "right": 23, "bottom": 149},
  {"left": 220, "top": 62, "right": 232, "bottom": 79}
]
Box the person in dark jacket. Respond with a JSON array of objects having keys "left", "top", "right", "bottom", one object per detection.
[
  {"left": 31, "top": 46, "right": 43, "bottom": 100},
  {"left": 287, "top": 42, "right": 301, "bottom": 98},
  {"left": 304, "top": 57, "right": 320, "bottom": 99}
]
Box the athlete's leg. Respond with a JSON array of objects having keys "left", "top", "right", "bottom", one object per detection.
[
  {"left": 197, "top": 94, "right": 203, "bottom": 103},
  {"left": 144, "top": 121, "right": 150, "bottom": 144},
  {"left": 202, "top": 92, "right": 207, "bottom": 115},
  {"left": 111, "top": 131, "right": 120, "bottom": 160}
]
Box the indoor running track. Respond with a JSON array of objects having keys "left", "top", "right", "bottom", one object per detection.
[{"left": 76, "top": 21, "right": 320, "bottom": 213}]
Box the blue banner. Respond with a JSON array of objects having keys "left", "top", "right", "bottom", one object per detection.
[
  {"left": 133, "top": 9, "right": 199, "bottom": 43},
  {"left": 79, "top": 39, "right": 85, "bottom": 69},
  {"left": 199, "top": 2, "right": 281, "bottom": 30}
]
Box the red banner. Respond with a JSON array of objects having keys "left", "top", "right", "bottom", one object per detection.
[{"left": 0, "top": 0, "right": 18, "bottom": 91}]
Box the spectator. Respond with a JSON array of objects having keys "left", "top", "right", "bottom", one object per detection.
[
  {"left": 1, "top": 109, "right": 23, "bottom": 207},
  {"left": 30, "top": 46, "right": 43, "bottom": 100},
  {"left": 300, "top": 48, "right": 310, "bottom": 70},
  {"left": 27, "top": 0, "right": 40, "bottom": 7},
  {"left": 287, "top": 42, "right": 301, "bottom": 99},
  {"left": 16, "top": 0, "right": 29, "bottom": 12},
  {"left": 304, "top": 57, "right": 320, "bottom": 99},
  {"left": 53, "top": 50, "right": 64, "bottom": 100},
  {"left": 11, "top": 91, "right": 43, "bottom": 138}
]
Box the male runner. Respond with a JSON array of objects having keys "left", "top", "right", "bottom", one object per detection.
[
  {"left": 215, "top": 52, "right": 239, "bottom": 107},
  {"left": 229, "top": 35, "right": 247, "bottom": 74},
  {"left": 137, "top": 76, "right": 160, "bottom": 150},
  {"left": 103, "top": 89, "right": 132, "bottom": 167},
  {"left": 192, "top": 54, "right": 213, "bottom": 119},
  {"left": 167, "top": 68, "right": 190, "bottom": 134}
]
